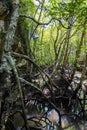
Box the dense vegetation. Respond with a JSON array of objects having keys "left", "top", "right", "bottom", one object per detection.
[{"left": 0, "top": 0, "right": 87, "bottom": 130}]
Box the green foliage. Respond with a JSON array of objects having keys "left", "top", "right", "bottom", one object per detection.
[
  {"left": 20, "top": 0, "right": 36, "bottom": 14},
  {"left": 18, "top": 0, "right": 87, "bottom": 66}
]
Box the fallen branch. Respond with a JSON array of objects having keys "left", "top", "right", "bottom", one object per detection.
[
  {"left": 11, "top": 52, "right": 54, "bottom": 93},
  {"left": 19, "top": 77, "right": 61, "bottom": 126}
]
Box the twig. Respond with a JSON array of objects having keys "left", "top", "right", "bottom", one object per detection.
[{"left": 19, "top": 77, "right": 42, "bottom": 91}]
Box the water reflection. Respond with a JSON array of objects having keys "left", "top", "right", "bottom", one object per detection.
[
  {"left": 42, "top": 108, "right": 87, "bottom": 130},
  {"left": 24, "top": 100, "right": 87, "bottom": 130}
]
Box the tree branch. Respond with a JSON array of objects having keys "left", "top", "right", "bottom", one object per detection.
[{"left": 20, "top": 14, "right": 72, "bottom": 29}]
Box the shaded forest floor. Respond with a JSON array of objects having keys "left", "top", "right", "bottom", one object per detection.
[{"left": 0, "top": 63, "right": 87, "bottom": 130}]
